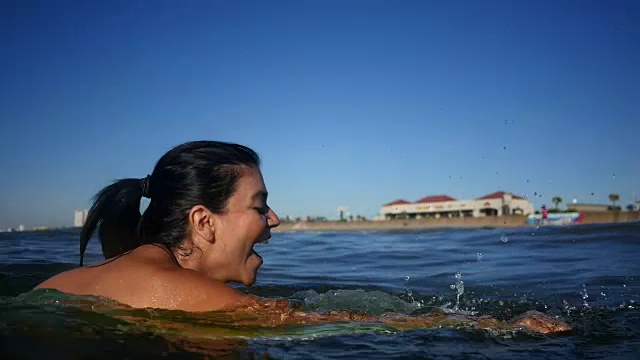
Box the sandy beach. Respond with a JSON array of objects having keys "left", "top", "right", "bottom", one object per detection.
[{"left": 273, "top": 212, "right": 640, "bottom": 232}]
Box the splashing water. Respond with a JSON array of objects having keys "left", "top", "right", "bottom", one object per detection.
[
  {"left": 500, "top": 234, "right": 509, "bottom": 243},
  {"left": 449, "top": 272, "right": 465, "bottom": 311},
  {"left": 582, "top": 284, "right": 590, "bottom": 308},
  {"left": 405, "top": 275, "right": 416, "bottom": 303}
]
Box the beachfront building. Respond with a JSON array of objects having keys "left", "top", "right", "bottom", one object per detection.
[
  {"left": 74, "top": 209, "right": 88, "bottom": 227},
  {"left": 381, "top": 191, "right": 534, "bottom": 220}
]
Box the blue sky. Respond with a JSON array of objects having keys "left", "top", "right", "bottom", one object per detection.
[{"left": 1, "top": 0, "right": 639, "bottom": 228}]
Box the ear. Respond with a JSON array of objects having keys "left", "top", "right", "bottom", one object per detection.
[{"left": 188, "top": 205, "right": 215, "bottom": 244}]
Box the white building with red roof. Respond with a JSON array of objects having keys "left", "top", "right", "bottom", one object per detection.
[{"left": 380, "top": 191, "right": 533, "bottom": 219}]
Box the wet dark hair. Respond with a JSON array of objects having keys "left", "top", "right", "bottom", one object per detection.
[{"left": 79, "top": 141, "right": 260, "bottom": 266}]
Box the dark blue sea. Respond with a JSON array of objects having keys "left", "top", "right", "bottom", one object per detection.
[{"left": 1, "top": 222, "right": 639, "bottom": 359}]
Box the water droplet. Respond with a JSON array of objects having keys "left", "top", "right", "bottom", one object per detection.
[
  {"left": 502, "top": 145, "right": 507, "bottom": 150},
  {"left": 534, "top": 192, "right": 538, "bottom": 196},
  {"left": 504, "top": 120, "right": 508, "bottom": 124},
  {"left": 526, "top": 179, "right": 530, "bottom": 183},
  {"left": 612, "top": 174, "right": 616, "bottom": 179},
  {"left": 405, "top": 276, "right": 410, "bottom": 281},
  {"left": 476, "top": 252, "right": 484, "bottom": 261},
  {"left": 499, "top": 300, "right": 504, "bottom": 306},
  {"left": 591, "top": 192, "right": 595, "bottom": 196},
  {"left": 500, "top": 234, "right": 509, "bottom": 243}
]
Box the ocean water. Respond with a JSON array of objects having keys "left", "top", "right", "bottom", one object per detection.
[{"left": 1, "top": 222, "right": 639, "bottom": 359}]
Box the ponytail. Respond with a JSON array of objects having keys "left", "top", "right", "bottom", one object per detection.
[{"left": 79, "top": 178, "right": 146, "bottom": 266}]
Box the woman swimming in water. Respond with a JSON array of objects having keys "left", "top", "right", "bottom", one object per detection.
[{"left": 37, "top": 141, "right": 569, "bottom": 333}]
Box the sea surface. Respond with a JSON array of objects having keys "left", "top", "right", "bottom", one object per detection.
[{"left": 1, "top": 222, "right": 639, "bottom": 359}]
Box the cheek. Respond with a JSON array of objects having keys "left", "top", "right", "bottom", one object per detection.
[
  {"left": 241, "top": 215, "right": 265, "bottom": 237},
  {"left": 223, "top": 216, "right": 264, "bottom": 257}
]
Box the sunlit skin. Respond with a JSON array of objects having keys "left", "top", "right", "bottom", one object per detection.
[{"left": 36, "top": 166, "right": 571, "bottom": 334}]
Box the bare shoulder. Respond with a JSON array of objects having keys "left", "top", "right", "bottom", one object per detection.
[
  {"left": 156, "top": 267, "right": 254, "bottom": 312},
  {"left": 36, "top": 266, "right": 87, "bottom": 292},
  {"left": 35, "top": 245, "right": 260, "bottom": 312}
]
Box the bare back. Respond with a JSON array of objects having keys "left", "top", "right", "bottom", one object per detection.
[{"left": 36, "top": 244, "right": 248, "bottom": 311}]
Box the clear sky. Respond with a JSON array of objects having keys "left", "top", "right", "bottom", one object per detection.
[{"left": 1, "top": 0, "right": 639, "bottom": 229}]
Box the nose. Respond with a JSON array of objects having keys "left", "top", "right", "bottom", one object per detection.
[{"left": 268, "top": 208, "right": 280, "bottom": 228}]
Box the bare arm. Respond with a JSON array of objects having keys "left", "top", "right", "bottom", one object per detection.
[
  {"left": 219, "top": 296, "right": 571, "bottom": 334},
  {"left": 159, "top": 271, "right": 571, "bottom": 334},
  {"left": 377, "top": 310, "right": 571, "bottom": 334}
]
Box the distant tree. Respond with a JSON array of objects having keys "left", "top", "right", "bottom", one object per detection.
[
  {"left": 552, "top": 196, "right": 563, "bottom": 210},
  {"left": 609, "top": 193, "right": 620, "bottom": 208}
]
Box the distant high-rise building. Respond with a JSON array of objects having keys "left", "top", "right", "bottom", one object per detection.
[{"left": 74, "top": 209, "right": 88, "bottom": 227}]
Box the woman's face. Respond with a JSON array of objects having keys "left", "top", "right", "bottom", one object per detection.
[{"left": 209, "top": 167, "right": 280, "bottom": 285}]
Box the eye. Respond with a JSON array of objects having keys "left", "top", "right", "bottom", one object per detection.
[{"left": 254, "top": 206, "right": 269, "bottom": 215}]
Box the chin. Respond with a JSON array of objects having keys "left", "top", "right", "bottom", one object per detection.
[
  {"left": 240, "top": 254, "right": 262, "bottom": 286},
  {"left": 241, "top": 274, "right": 257, "bottom": 286}
]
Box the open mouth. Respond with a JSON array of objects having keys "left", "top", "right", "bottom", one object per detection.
[
  {"left": 249, "top": 234, "right": 270, "bottom": 263},
  {"left": 256, "top": 234, "right": 271, "bottom": 245},
  {"left": 250, "top": 248, "right": 262, "bottom": 259}
]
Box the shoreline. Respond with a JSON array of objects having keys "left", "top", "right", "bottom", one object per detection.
[{"left": 273, "top": 212, "right": 640, "bottom": 233}]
